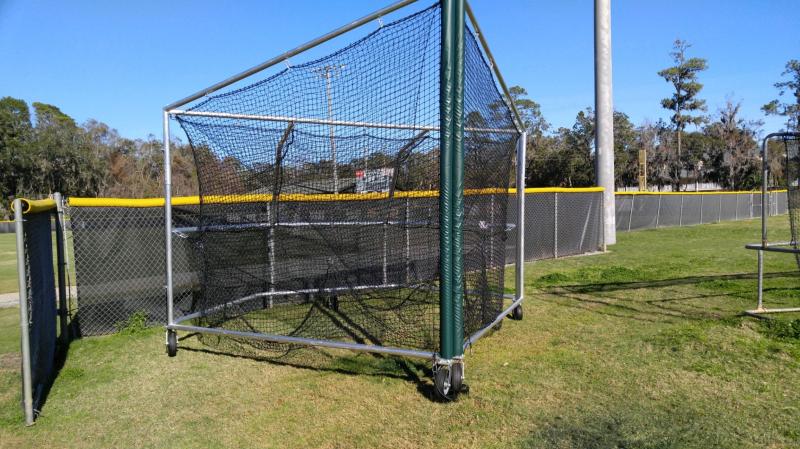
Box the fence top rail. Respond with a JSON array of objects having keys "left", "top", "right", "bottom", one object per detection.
[
  {"left": 9, "top": 198, "right": 57, "bottom": 214},
  {"left": 67, "top": 187, "right": 606, "bottom": 208},
  {"left": 615, "top": 190, "right": 787, "bottom": 196}
]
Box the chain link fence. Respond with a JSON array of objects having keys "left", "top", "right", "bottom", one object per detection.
[
  {"left": 615, "top": 191, "right": 788, "bottom": 232},
  {"left": 67, "top": 189, "right": 605, "bottom": 336}
]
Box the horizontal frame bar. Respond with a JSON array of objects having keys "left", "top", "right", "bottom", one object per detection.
[
  {"left": 167, "top": 323, "right": 436, "bottom": 360},
  {"left": 745, "top": 307, "right": 800, "bottom": 316},
  {"left": 462, "top": 292, "right": 522, "bottom": 350},
  {"left": 745, "top": 243, "right": 800, "bottom": 254},
  {"left": 169, "top": 109, "right": 519, "bottom": 134},
  {"left": 176, "top": 283, "right": 404, "bottom": 323},
  {"left": 173, "top": 220, "right": 512, "bottom": 234}
]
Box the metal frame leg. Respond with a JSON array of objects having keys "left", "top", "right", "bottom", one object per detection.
[
  {"left": 163, "top": 111, "right": 175, "bottom": 352},
  {"left": 14, "top": 199, "right": 34, "bottom": 426}
]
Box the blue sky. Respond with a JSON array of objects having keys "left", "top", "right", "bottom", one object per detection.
[{"left": 1, "top": 0, "right": 797, "bottom": 140}]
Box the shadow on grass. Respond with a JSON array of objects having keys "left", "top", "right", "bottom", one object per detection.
[
  {"left": 177, "top": 341, "right": 447, "bottom": 401},
  {"left": 173, "top": 295, "right": 458, "bottom": 402},
  {"left": 539, "top": 271, "right": 799, "bottom": 323}
]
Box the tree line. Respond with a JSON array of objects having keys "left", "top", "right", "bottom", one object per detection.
[
  {"left": 0, "top": 40, "right": 797, "bottom": 219},
  {"left": 0, "top": 99, "right": 197, "bottom": 218},
  {"left": 518, "top": 44, "right": 799, "bottom": 192}
]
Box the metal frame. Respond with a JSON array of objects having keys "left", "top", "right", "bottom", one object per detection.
[
  {"left": 744, "top": 132, "right": 800, "bottom": 316},
  {"left": 14, "top": 199, "right": 34, "bottom": 426},
  {"left": 162, "top": 0, "right": 525, "bottom": 368}
]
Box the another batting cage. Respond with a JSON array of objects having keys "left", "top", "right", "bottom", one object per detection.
[
  {"left": 163, "top": 0, "right": 525, "bottom": 399},
  {"left": 745, "top": 132, "right": 800, "bottom": 316}
]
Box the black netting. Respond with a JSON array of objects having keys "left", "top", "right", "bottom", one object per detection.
[
  {"left": 173, "top": 3, "right": 517, "bottom": 353},
  {"left": 782, "top": 136, "right": 800, "bottom": 269},
  {"left": 22, "top": 211, "right": 58, "bottom": 412}
]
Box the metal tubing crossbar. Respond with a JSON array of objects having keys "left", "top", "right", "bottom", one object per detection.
[
  {"left": 176, "top": 283, "right": 405, "bottom": 323},
  {"left": 169, "top": 109, "right": 518, "bottom": 134},
  {"left": 167, "top": 323, "right": 436, "bottom": 360}
]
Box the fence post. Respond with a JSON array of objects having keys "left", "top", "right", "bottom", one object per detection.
[
  {"left": 718, "top": 194, "right": 722, "bottom": 222},
  {"left": 679, "top": 194, "right": 684, "bottom": 226},
  {"left": 53, "top": 192, "right": 69, "bottom": 346},
  {"left": 735, "top": 193, "right": 739, "bottom": 220},
  {"left": 655, "top": 194, "right": 662, "bottom": 228},
  {"left": 750, "top": 193, "right": 754, "bottom": 219},
  {"left": 700, "top": 195, "right": 704, "bottom": 224},
  {"left": 627, "top": 194, "right": 634, "bottom": 232},
  {"left": 553, "top": 192, "right": 559, "bottom": 258},
  {"left": 14, "top": 199, "right": 34, "bottom": 426}
]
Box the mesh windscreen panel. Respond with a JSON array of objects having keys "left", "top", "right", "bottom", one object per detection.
[
  {"left": 71, "top": 206, "right": 199, "bottom": 335},
  {"left": 22, "top": 211, "right": 57, "bottom": 412},
  {"left": 172, "top": 4, "right": 517, "bottom": 352}
]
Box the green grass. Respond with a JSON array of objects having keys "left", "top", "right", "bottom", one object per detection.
[
  {"left": 0, "top": 234, "right": 16, "bottom": 294},
  {"left": 0, "top": 231, "right": 75, "bottom": 295},
  {"left": 0, "top": 217, "right": 799, "bottom": 448}
]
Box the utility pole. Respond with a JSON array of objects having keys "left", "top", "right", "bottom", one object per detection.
[
  {"left": 314, "top": 64, "right": 345, "bottom": 194},
  {"left": 595, "top": 0, "right": 616, "bottom": 244}
]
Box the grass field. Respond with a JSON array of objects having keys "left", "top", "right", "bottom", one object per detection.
[
  {"left": 0, "top": 233, "right": 17, "bottom": 294},
  {"left": 0, "top": 231, "right": 76, "bottom": 296},
  {"left": 0, "top": 217, "right": 799, "bottom": 448}
]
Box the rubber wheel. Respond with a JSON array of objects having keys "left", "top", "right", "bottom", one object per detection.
[
  {"left": 434, "top": 365, "right": 452, "bottom": 400},
  {"left": 450, "top": 363, "right": 464, "bottom": 394},
  {"left": 434, "top": 364, "right": 463, "bottom": 400},
  {"left": 511, "top": 305, "right": 523, "bottom": 321},
  {"left": 166, "top": 330, "right": 177, "bottom": 357}
]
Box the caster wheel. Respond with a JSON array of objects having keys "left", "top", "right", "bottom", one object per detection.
[
  {"left": 511, "top": 305, "right": 523, "bottom": 321},
  {"left": 450, "top": 362, "right": 464, "bottom": 394},
  {"left": 434, "top": 363, "right": 464, "bottom": 401},
  {"left": 166, "top": 330, "right": 177, "bottom": 357}
]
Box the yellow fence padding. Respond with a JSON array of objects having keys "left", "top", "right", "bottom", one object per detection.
[
  {"left": 10, "top": 198, "right": 58, "bottom": 214},
  {"left": 67, "top": 187, "right": 607, "bottom": 208}
]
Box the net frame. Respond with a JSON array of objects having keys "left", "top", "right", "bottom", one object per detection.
[
  {"left": 161, "top": 0, "right": 525, "bottom": 367},
  {"left": 744, "top": 132, "right": 800, "bottom": 316}
]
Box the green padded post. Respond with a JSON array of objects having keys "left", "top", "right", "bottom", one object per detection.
[
  {"left": 439, "top": 0, "right": 455, "bottom": 359},
  {"left": 450, "top": 0, "right": 465, "bottom": 358}
]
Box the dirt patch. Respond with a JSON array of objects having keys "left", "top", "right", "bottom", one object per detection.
[{"left": 0, "top": 352, "right": 20, "bottom": 370}]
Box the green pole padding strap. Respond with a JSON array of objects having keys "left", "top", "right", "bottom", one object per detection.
[
  {"left": 438, "top": 0, "right": 455, "bottom": 359},
  {"left": 450, "top": 0, "right": 465, "bottom": 358}
]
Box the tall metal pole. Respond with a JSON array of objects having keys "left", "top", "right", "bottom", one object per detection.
[
  {"left": 438, "top": 0, "right": 456, "bottom": 361},
  {"left": 163, "top": 112, "right": 175, "bottom": 331},
  {"left": 594, "top": 0, "right": 616, "bottom": 245},
  {"left": 315, "top": 65, "right": 344, "bottom": 194},
  {"left": 757, "top": 136, "right": 770, "bottom": 311},
  {"left": 450, "top": 0, "right": 465, "bottom": 359},
  {"left": 515, "top": 133, "right": 527, "bottom": 302},
  {"left": 53, "top": 192, "right": 69, "bottom": 346},
  {"left": 14, "top": 199, "right": 34, "bottom": 426}
]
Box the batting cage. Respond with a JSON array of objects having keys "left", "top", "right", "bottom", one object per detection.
[
  {"left": 745, "top": 132, "right": 800, "bottom": 316},
  {"left": 163, "top": 0, "right": 525, "bottom": 399}
]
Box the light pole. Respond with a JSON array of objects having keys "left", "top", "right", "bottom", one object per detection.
[{"left": 313, "top": 64, "right": 345, "bottom": 194}]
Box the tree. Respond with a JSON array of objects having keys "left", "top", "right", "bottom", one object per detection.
[
  {"left": 762, "top": 59, "right": 800, "bottom": 132},
  {"left": 658, "top": 39, "right": 708, "bottom": 189},
  {"left": 705, "top": 99, "right": 761, "bottom": 190},
  {"left": 0, "top": 97, "right": 33, "bottom": 203},
  {"left": 612, "top": 111, "right": 637, "bottom": 188},
  {"left": 508, "top": 86, "right": 550, "bottom": 142}
]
